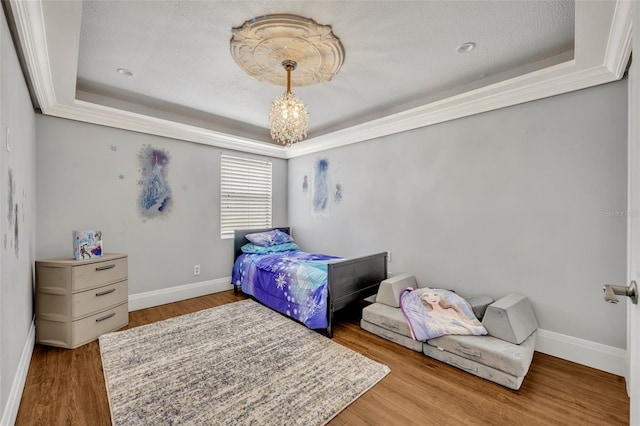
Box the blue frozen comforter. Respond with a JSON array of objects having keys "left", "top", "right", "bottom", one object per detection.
[{"left": 232, "top": 250, "right": 341, "bottom": 329}]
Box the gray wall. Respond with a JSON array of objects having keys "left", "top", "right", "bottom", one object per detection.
[
  {"left": 0, "top": 8, "right": 37, "bottom": 421},
  {"left": 288, "top": 80, "right": 628, "bottom": 349},
  {"left": 36, "top": 116, "right": 287, "bottom": 295}
]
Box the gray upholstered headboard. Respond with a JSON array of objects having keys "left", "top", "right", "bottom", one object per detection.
[{"left": 233, "top": 227, "right": 291, "bottom": 261}]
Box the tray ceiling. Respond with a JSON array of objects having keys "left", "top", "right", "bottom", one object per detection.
[{"left": 6, "top": 0, "right": 632, "bottom": 158}]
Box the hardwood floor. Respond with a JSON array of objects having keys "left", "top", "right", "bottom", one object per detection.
[{"left": 16, "top": 291, "right": 629, "bottom": 425}]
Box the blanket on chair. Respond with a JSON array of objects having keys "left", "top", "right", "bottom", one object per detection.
[{"left": 400, "top": 287, "right": 487, "bottom": 341}]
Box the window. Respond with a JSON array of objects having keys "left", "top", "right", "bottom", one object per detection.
[{"left": 220, "top": 154, "right": 272, "bottom": 239}]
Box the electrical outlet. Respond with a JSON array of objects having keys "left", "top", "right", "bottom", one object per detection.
[
  {"left": 193, "top": 265, "right": 200, "bottom": 276},
  {"left": 386, "top": 251, "right": 392, "bottom": 262}
]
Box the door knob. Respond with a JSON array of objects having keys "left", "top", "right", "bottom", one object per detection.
[{"left": 603, "top": 281, "right": 638, "bottom": 304}]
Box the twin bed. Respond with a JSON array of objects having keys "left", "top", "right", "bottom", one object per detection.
[{"left": 232, "top": 227, "right": 388, "bottom": 337}]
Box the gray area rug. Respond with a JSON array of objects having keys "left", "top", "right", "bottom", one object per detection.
[{"left": 99, "top": 299, "right": 390, "bottom": 425}]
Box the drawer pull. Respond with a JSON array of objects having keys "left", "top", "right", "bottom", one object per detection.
[
  {"left": 95, "top": 312, "right": 116, "bottom": 322},
  {"left": 96, "top": 288, "right": 116, "bottom": 297},
  {"left": 95, "top": 264, "right": 116, "bottom": 271}
]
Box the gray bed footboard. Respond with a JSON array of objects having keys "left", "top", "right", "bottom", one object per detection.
[{"left": 326, "top": 252, "right": 388, "bottom": 338}]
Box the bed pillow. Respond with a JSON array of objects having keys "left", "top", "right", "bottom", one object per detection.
[
  {"left": 400, "top": 287, "right": 487, "bottom": 341},
  {"left": 245, "top": 229, "right": 294, "bottom": 247},
  {"left": 241, "top": 242, "right": 300, "bottom": 254}
]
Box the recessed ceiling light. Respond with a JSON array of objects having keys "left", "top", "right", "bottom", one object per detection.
[
  {"left": 456, "top": 42, "right": 476, "bottom": 53},
  {"left": 116, "top": 68, "right": 134, "bottom": 77}
]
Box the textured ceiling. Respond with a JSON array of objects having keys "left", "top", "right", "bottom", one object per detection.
[
  {"left": 9, "top": 0, "right": 629, "bottom": 157},
  {"left": 75, "top": 1, "right": 575, "bottom": 144}
]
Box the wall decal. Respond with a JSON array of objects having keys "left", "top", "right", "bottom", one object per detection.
[
  {"left": 6, "top": 169, "right": 20, "bottom": 257},
  {"left": 137, "top": 145, "right": 172, "bottom": 219},
  {"left": 110, "top": 145, "right": 126, "bottom": 182},
  {"left": 14, "top": 204, "right": 19, "bottom": 257},
  {"left": 334, "top": 183, "right": 343, "bottom": 204},
  {"left": 312, "top": 158, "right": 329, "bottom": 217},
  {"left": 7, "top": 169, "right": 14, "bottom": 224}
]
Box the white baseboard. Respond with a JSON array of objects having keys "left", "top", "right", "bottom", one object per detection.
[
  {"left": 128, "top": 277, "right": 233, "bottom": 311},
  {"left": 536, "top": 328, "right": 626, "bottom": 376},
  {"left": 1, "top": 320, "right": 35, "bottom": 426}
]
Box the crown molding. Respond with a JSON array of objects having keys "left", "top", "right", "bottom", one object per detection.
[
  {"left": 7, "top": 0, "right": 632, "bottom": 160},
  {"left": 604, "top": 0, "right": 633, "bottom": 78},
  {"left": 287, "top": 0, "right": 632, "bottom": 158},
  {"left": 60, "top": 100, "right": 287, "bottom": 158},
  {"left": 7, "top": 0, "right": 55, "bottom": 108},
  {"left": 7, "top": 0, "right": 287, "bottom": 159},
  {"left": 286, "top": 60, "right": 620, "bottom": 158}
]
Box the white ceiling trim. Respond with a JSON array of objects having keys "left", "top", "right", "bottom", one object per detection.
[
  {"left": 71, "top": 100, "right": 287, "bottom": 157},
  {"left": 8, "top": 0, "right": 287, "bottom": 159},
  {"left": 604, "top": 0, "right": 633, "bottom": 79},
  {"left": 288, "top": 0, "right": 632, "bottom": 158},
  {"left": 9, "top": 0, "right": 55, "bottom": 109},
  {"left": 8, "top": 0, "right": 631, "bottom": 160}
]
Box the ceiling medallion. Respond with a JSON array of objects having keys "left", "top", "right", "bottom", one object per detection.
[{"left": 230, "top": 14, "right": 345, "bottom": 87}]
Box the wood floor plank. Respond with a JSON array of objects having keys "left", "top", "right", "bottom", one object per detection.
[{"left": 15, "top": 291, "right": 629, "bottom": 425}]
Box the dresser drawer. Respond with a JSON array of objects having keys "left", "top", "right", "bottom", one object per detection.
[
  {"left": 36, "top": 318, "right": 72, "bottom": 348},
  {"left": 36, "top": 265, "right": 72, "bottom": 294},
  {"left": 72, "top": 302, "right": 128, "bottom": 347},
  {"left": 72, "top": 280, "right": 128, "bottom": 320},
  {"left": 72, "top": 257, "right": 128, "bottom": 292},
  {"left": 36, "top": 290, "right": 71, "bottom": 322}
]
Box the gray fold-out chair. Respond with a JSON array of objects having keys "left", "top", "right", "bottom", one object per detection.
[{"left": 361, "top": 273, "right": 538, "bottom": 390}]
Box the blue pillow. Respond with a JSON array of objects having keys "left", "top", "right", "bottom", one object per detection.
[
  {"left": 241, "top": 242, "right": 300, "bottom": 254},
  {"left": 245, "top": 229, "right": 294, "bottom": 247}
]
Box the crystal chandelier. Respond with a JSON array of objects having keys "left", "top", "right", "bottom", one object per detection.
[
  {"left": 268, "top": 60, "right": 308, "bottom": 146},
  {"left": 230, "top": 14, "right": 344, "bottom": 147}
]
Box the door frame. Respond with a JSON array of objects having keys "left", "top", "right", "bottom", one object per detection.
[{"left": 627, "top": 3, "right": 640, "bottom": 421}]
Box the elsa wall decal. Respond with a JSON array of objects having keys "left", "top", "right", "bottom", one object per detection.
[
  {"left": 137, "top": 145, "right": 172, "bottom": 219},
  {"left": 334, "top": 183, "right": 342, "bottom": 204},
  {"left": 312, "top": 158, "right": 329, "bottom": 217}
]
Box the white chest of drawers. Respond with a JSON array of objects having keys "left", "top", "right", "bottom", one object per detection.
[{"left": 35, "top": 253, "right": 129, "bottom": 348}]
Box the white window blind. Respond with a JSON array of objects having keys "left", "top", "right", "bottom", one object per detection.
[{"left": 220, "top": 154, "right": 272, "bottom": 239}]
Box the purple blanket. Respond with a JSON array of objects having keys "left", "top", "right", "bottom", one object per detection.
[
  {"left": 232, "top": 250, "right": 341, "bottom": 329},
  {"left": 400, "top": 287, "right": 487, "bottom": 341}
]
